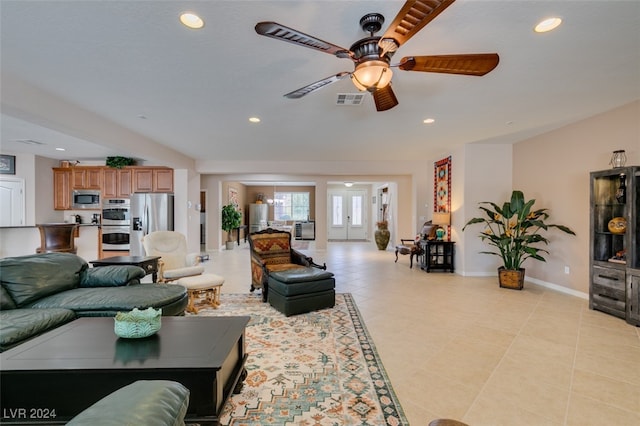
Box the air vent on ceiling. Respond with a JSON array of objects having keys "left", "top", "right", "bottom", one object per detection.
[
  {"left": 336, "top": 93, "right": 365, "bottom": 106},
  {"left": 14, "top": 139, "right": 46, "bottom": 145}
]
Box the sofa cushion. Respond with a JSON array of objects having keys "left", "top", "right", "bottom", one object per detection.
[
  {"left": 269, "top": 268, "right": 334, "bottom": 283},
  {"left": 0, "top": 286, "right": 17, "bottom": 310},
  {"left": 250, "top": 233, "right": 292, "bottom": 265},
  {"left": 0, "top": 308, "right": 76, "bottom": 352},
  {"left": 0, "top": 253, "right": 87, "bottom": 307},
  {"left": 25, "top": 285, "right": 187, "bottom": 316},
  {"left": 163, "top": 265, "right": 205, "bottom": 280},
  {"left": 80, "top": 266, "right": 146, "bottom": 287},
  {"left": 67, "top": 380, "right": 190, "bottom": 426}
]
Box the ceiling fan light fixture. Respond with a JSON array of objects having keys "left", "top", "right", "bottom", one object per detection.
[{"left": 351, "top": 61, "right": 393, "bottom": 92}]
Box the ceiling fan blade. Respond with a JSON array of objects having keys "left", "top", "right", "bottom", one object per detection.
[
  {"left": 256, "top": 22, "right": 353, "bottom": 59},
  {"left": 398, "top": 53, "right": 499, "bottom": 76},
  {"left": 378, "top": 0, "right": 456, "bottom": 55},
  {"left": 284, "top": 72, "right": 351, "bottom": 99},
  {"left": 373, "top": 85, "right": 399, "bottom": 111}
]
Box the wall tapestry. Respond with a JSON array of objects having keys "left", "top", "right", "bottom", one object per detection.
[{"left": 434, "top": 156, "right": 451, "bottom": 212}]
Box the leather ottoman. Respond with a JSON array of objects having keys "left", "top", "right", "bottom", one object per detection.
[{"left": 268, "top": 268, "right": 335, "bottom": 316}]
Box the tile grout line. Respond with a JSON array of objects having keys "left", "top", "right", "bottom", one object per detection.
[{"left": 460, "top": 289, "right": 551, "bottom": 423}]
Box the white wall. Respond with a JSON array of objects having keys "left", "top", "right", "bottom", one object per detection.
[
  {"left": 459, "top": 143, "right": 513, "bottom": 276},
  {"left": 513, "top": 100, "right": 639, "bottom": 294}
]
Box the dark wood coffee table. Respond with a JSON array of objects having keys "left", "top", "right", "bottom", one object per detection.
[
  {"left": 90, "top": 255, "right": 161, "bottom": 282},
  {"left": 0, "top": 316, "right": 249, "bottom": 425}
]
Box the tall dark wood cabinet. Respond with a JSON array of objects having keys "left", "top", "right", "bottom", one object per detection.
[{"left": 590, "top": 166, "right": 639, "bottom": 326}]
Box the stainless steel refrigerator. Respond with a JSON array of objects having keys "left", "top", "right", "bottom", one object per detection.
[
  {"left": 130, "top": 193, "right": 174, "bottom": 256},
  {"left": 249, "top": 203, "right": 268, "bottom": 233}
]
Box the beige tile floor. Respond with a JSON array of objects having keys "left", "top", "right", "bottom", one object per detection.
[{"left": 201, "top": 241, "right": 640, "bottom": 426}]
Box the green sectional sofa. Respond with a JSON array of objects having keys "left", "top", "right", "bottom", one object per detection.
[
  {"left": 67, "top": 380, "right": 190, "bottom": 426},
  {"left": 0, "top": 252, "right": 188, "bottom": 351}
]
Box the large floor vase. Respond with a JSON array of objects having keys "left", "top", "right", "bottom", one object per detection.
[
  {"left": 375, "top": 227, "right": 390, "bottom": 250},
  {"left": 498, "top": 267, "right": 525, "bottom": 290}
]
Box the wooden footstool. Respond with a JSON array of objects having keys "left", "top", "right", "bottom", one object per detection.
[{"left": 177, "top": 274, "right": 224, "bottom": 314}]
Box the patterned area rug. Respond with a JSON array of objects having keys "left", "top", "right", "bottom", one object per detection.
[{"left": 191, "top": 293, "right": 407, "bottom": 425}]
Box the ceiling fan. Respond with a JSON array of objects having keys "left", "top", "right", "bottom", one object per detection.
[{"left": 255, "top": 0, "right": 499, "bottom": 111}]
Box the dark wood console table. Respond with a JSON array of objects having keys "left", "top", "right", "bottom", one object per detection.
[
  {"left": 90, "top": 255, "right": 161, "bottom": 282},
  {"left": 234, "top": 225, "right": 248, "bottom": 245},
  {"left": 420, "top": 240, "right": 455, "bottom": 273},
  {"left": 0, "top": 316, "right": 249, "bottom": 425}
]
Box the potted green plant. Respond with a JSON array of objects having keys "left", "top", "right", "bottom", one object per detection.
[
  {"left": 462, "top": 190, "right": 575, "bottom": 289},
  {"left": 221, "top": 204, "right": 242, "bottom": 250},
  {"left": 106, "top": 156, "right": 136, "bottom": 169}
]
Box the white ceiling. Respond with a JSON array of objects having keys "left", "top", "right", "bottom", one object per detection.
[{"left": 1, "top": 1, "right": 639, "bottom": 165}]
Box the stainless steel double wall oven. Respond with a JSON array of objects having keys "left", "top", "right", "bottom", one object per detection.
[{"left": 101, "top": 198, "right": 130, "bottom": 251}]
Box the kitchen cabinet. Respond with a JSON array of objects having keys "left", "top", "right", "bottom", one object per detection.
[
  {"left": 72, "top": 167, "right": 102, "bottom": 189},
  {"left": 589, "top": 166, "right": 638, "bottom": 325},
  {"left": 53, "top": 166, "right": 173, "bottom": 210},
  {"left": 103, "top": 168, "right": 132, "bottom": 198},
  {"left": 132, "top": 168, "right": 173, "bottom": 193},
  {"left": 53, "top": 168, "right": 71, "bottom": 210}
]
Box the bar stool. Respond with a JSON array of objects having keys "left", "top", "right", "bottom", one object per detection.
[{"left": 36, "top": 223, "right": 78, "bottom": 254}]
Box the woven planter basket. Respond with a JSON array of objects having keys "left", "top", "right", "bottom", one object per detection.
[{"left": 498, "top": 267, "right": 525, "bottom": 290}]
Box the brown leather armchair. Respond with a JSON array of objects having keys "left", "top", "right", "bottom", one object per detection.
[
  {"left": 36, "top": 223, "right": 78, "bottom": 254},
  {"left": 248, "top": 228, "right": 325, "bottom": 301}
]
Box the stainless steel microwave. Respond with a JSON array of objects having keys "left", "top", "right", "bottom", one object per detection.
[{"left": 71, "top": 190, "right": 101, "bottom": 209}]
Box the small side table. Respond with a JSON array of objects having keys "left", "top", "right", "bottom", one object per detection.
[
  {"left": 90, "top": 256, "right": 161, "bottom": 282},
  {"left": 420, "top": 241, "right": 455, "bottom": 273},
  {"left": 235, "top": 225, "right": 248, "bottom": 245}
]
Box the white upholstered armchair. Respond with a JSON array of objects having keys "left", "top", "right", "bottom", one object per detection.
[{"left": 141, "top": 231, "right": 204, "bottom": 282}]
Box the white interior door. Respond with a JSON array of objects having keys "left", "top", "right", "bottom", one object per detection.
[
  {"left": 327, "top": 189, "right": 367, "bottom": 240},
  {"left": 0, "top": 178, "right": 25, "bottom": 226}
]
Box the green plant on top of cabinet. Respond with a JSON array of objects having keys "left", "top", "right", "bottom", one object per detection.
[{"left": 590, "top": 166, "right": 639, "bottom": 325}]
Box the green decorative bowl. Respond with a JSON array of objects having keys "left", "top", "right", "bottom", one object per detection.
[{"left": 114, "top": 307, "right": 162, "bottom": 339}]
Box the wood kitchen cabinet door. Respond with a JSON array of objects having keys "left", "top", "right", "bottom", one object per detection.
[
  {"left": 103, "top": 169, "right": 132, "bottom": 198},
  {"left": 53, "top": 168, "right": 71, "bottom": 210},
  {"left": 132, "top": 168, "right": 173, "bottom": 193},
  {"left": 153, "top": 169, "right": 173, "bottom": 192},
  {"left": 132, "top": 169, "right": 153, "bottom": 192},
  {"left": 72, "top": 167, "right": 102, "bottom": 189}
]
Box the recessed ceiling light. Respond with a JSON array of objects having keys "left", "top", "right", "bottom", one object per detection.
[
  {"left": 534, "top": 17, "right": 562, "bottom": 33},
  {"left": 55, "top": 147, "right": 66, "bottom": 151},
  {"left": 180, "top": 12, "right": 204, "bottom": 29},
  {"left": 423, "top": 118, "right": 435, "bottom": 124},
  {"left": 249, "top": 117, "right": 261, "bottom": 123}
]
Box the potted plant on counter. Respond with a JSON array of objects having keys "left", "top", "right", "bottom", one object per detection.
[
  {"left": 462, "top": 190, "right": 575, "bottom": 289},
  {"left": 221, "top": 204, "right": 242, "bottom": 250}
]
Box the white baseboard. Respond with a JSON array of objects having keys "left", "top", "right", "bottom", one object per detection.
[{"left": 461, "top": 271, "right": 589, "bottom": 300}]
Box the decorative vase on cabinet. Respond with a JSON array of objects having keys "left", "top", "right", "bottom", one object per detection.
[{"left": 590, "top": 166, "right": 639, "bottom": 325}]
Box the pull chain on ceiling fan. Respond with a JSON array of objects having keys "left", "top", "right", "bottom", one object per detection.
[{"left": 255, "top": 0, "right": 499, "bottom": 111}]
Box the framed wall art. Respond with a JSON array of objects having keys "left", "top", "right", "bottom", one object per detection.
[
  {"left": 434, "top": 156, "right": 451, "bottom": 212},
  {"left": 0, "top": 155, "right": 16, "bottom": 175},
  {"left": 228, "top": 187, "right": 239, "bottom": 210}
]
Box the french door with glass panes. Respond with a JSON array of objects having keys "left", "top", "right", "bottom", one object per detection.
[{"left": 327, "top": 189, "right": 367, "bottom": 240}]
